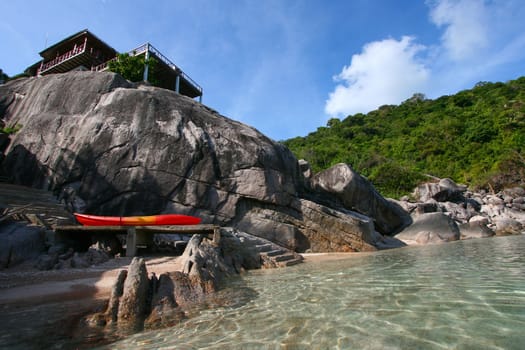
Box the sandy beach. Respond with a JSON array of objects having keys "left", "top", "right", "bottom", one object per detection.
[
  {"left": 0, "top": 256, "right": 183, "bottom": 306},
  {"left": 0, "top": 252, "right": 366, "bottom": 306}
]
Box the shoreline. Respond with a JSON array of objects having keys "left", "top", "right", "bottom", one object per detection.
[
  {"left": 0, "top": 252, "right": 367, "bottom": 306},
  {"left": 300, "top": 251, "right": 373, "bottom": 262},
  {"left": 0, "top": 256, "right": 182, "bottom": 306}
]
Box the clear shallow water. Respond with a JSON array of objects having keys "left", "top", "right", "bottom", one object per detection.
[{"left": 101, "top": 235, "right": 525, "bottom": 350}]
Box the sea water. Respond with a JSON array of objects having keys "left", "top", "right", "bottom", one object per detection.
[{"left": 100, "top": 235, "right": 525, "bottom": 349}]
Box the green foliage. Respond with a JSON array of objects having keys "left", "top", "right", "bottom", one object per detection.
[
  {"left": 107, "top": 53, "right": 159, "bottom": 85},
  {"left": 0, "top": 69, "right": 8, "bottom": 84},
  {"left": 0, "top": 124, "right": 22, "bottom": 135},
  {"left": 284, "top": 77, "right": 525, "bottom": 197}
]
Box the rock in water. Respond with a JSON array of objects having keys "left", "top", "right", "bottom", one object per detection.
[
  {"left": 106, "top": 269, "right": 128, "bottom": 324},
  {"left": 117, "top": 257, "right": 149, "bottom": 329},
  {"left": 0, "top": 71, "right": 410, "bottom": 252}
]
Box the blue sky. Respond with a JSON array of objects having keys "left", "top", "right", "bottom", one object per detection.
[{"left": 1, "top": 1, "right": 525, "bottom": 140}]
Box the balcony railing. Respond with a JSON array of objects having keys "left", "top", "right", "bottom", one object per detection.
[
  {"left": 91, "top": 43, "right": 202, "bottom": 96},
  {"left": 130, "top": 43, "right": 203, "bottom": 95},
  {"left": 91, "top": 57, "right": 116, "bottom": 72},
  {"left": 38, "top": 40, "right": 87, "bottom": 75}
]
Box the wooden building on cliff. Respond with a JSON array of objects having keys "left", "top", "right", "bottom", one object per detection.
[{"left": 27, "top": 29, "right": 203, "bottom": 101}]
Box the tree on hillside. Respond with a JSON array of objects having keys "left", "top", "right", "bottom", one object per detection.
[
  {"left": 0, "top": 69, "right": 8, "bottom": 84},
  {"left": 284, "top": 77, "right": 525, "bottom": 197}
]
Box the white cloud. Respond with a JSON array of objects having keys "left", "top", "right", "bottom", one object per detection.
[
  {"left": 429, "top": 0, "right": 489, "bottom": 61},
  {"left": 325, "top": 1, "right": 525, "bottom": 120},
  {"left": 325, "top": 36, "right": 430, "bottom": 118}
]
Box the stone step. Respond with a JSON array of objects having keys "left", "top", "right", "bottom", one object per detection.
[
  {"left": 261, "top": 249, "right": 286, "bottom": 257},
  {"left": 279, "top": 258, "right": 303, "bottom": 267},
  {"left": 273, "top": 254, "right": 295, "bottom": 262},
  {"left": 255, "top": 243, "right": 273, "bottom": 252}
]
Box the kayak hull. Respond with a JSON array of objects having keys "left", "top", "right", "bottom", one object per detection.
[{"left": 74, "top": 213, "right": 201, "bottom": 226}]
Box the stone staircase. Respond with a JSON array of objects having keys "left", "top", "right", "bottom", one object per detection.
[
  {"left": 235, "top": 231, "right": 303, "bottom": 268},
  {"left": 0, "top": 184, "right": 74, "bottom": 228}
]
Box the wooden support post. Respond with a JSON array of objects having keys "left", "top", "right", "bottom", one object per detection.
[
  {"left": 126, "top": 227, "right": 137, "bottom": 257},
  {"left": 135, "top": 229, "right": 153, "bottom": 248}
]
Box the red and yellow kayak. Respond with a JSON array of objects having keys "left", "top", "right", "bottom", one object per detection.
[{"left": 74, "top": 213, "right": 201, "bottom": 226}]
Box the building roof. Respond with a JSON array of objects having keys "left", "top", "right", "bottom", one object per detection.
[{"left": 39, "top": 29, "right": 118, "bottom": 59}]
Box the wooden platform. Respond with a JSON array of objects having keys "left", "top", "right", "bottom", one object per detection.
[{"left": 54, "top": 224, "right": 221, "bottom": 257}]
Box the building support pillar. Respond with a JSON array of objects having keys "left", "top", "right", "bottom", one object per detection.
[
  {"left": 175, "top": 74, "right": 180, "bottom": 93},
  {"left": 126, "top": 227, "right": 137, "bottom": 257},
  {"left": 143, "top": 43, "right": 150, "bottom": 82}
]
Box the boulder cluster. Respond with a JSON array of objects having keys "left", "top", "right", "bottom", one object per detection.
[{"left": 394, "top": 178, "right": 525, "bottom": 244}]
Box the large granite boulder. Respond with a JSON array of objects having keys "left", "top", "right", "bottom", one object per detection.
[
  {"left": 311, "top": 163, "right": 411, "bottom": 235},
  {"left": 413, "top": 178, "right": 467, "bottom": 203},
  {"left": 395, "top": 212, "right": 460, "bottom": 245},
  {"left": 0, "top": 72, "right": 408, "bottom": 252}
]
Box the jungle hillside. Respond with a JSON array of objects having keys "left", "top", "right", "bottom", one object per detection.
[{"left": 284, "top": 77, "right": 525, "bottom": 198}]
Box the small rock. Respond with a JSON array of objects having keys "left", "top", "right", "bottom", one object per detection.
[
  {"left": 512, "top": 197, "right": 525, "bottom": 204},
  {"left": 71, "top": 252, "right": 90, "bottom": 268},
  {"left": 495, "top": 218, "right": 523, "bottom": 235},
  {"left": 469, "top": 215, "right": 489, "bottom": 225},
  {"left": 58, "top": 248, "right": 74, "bottom": 260},
  {"left": 503, "top": 187, "right": 525, "bottom": 198},
  {"left": 486, "top": 196, "right": 504, "bottom": 206},
  {"left": 48, "top": 243, "right": 68, "bottom": 256},
  {"left": 416, "top": 202, "right": 440, "bottom": 215},
  {"left": 459, "top": 221, "right": 495, "bottom": 239},
  {"left": 35, "top": 254, "right": 59, "bottom": 270}
]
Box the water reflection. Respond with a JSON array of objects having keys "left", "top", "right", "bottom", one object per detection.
[
  {"left": 2, "top": 235, "right": 524, "bottom": 349},
  {"left": 103, "top": 235, "right": 525, "bottom": 350}
]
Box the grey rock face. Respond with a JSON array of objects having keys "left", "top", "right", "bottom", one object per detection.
[
  {"left": 311, "top": 163, "right": 411, "bottom": 235},
  {"left": 117, "top": 257, "right": 150, "bottom": 328},
  {"left": 413, "top": 178, "right": 467, "bottom": 203},
  {"left": 0, "top": 72, "right": 407, "bottom": 252}
]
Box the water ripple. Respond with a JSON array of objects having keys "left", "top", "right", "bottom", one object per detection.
[{"left": 96, "top": 235, "right": 525, "bottom": 349}]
